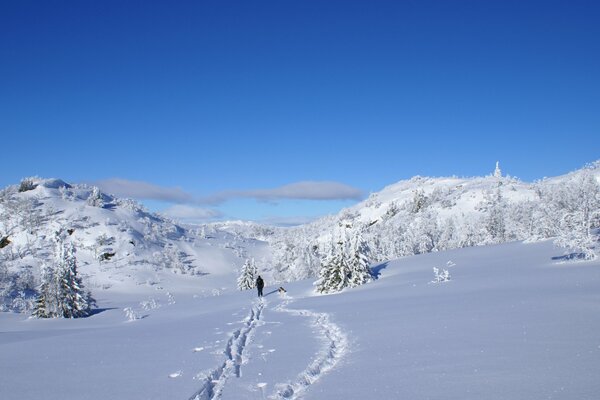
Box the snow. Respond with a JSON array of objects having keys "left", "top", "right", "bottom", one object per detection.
[{"left": 2, "top": 239, "right": 600, "bottom": 399}]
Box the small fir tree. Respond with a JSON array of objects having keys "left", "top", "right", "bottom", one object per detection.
[
  {"left": 32, "top": 281, "right": 49, "bottom": 318},
  {"left": 237, "top": 259, "right": 258, "bottom": 290},
  {"left": 315, "top": 240, "right": 351, "bottom": 294},
  {"left": 348, "top": 233, "right": 373, "bottom": 288}
]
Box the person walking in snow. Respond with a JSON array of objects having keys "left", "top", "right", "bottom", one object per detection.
[{"left": 256, "top": 275, "right": 264, "bottom": 297}]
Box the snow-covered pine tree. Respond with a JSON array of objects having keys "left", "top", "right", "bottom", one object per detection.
[
  {"left": 58, "top": 239, "right": 95, "bottom": 317},
  {"left": 33, "top": 232, "right": 95, "bottom": 318},
  {"left": 348, "top": 231, "right": 372, "bottom": 288},
  {"left": 31, "top": 280, "right": 48, "bottom": 318},
  {"left": 237, "top": 258, "right": 257, "bottom": 290},
  {"left": 315, "top": 238, "right": 351, "bottom": 294},
  {"left": 33, "top": 262, "right": 58, "bottom": 318}
]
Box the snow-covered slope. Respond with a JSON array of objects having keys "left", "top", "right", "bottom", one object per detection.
[
  {"left": 232, "top": 161, "right": 600, "bottom": 281},
  {"left": 0, "top": 178, "right": 270, "bottom": 311},
  {"left": 2, "top": 238, "right": 599, "bottom": 399},
  {"left": 2, "top": 161, "right": 599, "bottom": 311}
]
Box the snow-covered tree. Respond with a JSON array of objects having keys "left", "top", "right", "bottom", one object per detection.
[
  {"left": 410, "top": 189, "right": 428, "bottom": 213},
  {"left": 348, "top": 232, "right": 372, "bottom": 288},
  {"left": 315, "top": 237, "right": 351, "bottom": 294},
  {"left": 87, "top": 186, "right": 104, "bottom": 207},
  {"left": 33, "top": 233, "right": 95, "bottom": 318},
  {"left": 553, "top": 172, "right": 600, "bottom": 260},
  {"left": 484, "top": 186, "right": 506, "bottom": 243},
  {"left": 237, "top": 258, "right": 258, "bottom": 290}
]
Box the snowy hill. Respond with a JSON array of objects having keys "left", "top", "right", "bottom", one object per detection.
[
  {"left": 1, "top": 161, "right": 599, "bottom": 312},
  {"left": 2, "top": 238, "right": 599, "bottom": 399},
  {"left": 1, "top": 163, "right": 599, "bottom": 398},
  {"left": 0, "top": 178, "right": 270, "bottom": 312},
  {"left": 233, "top": 161, "right": 600, "bottom": 281}
]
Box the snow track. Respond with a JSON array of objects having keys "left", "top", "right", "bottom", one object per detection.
[
  {"left": 189, "top": 300, "right": 265, "bottom": 400},
  {"left": 270, "top": 299, "right": 349, "bottom": 399}
]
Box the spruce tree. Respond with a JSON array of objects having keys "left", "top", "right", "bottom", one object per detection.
[
  {"left": 348, "top": 233, "right": 372, "bottom": 288},
  {"left": 237, "top": 259, "right": 257, "bottom": 290},
  {"left": 58, "top": 241, "right": 95, "bottom": 318},
  {"left": 32, "top": 281, "right": 48, "bottom": 318},
  {"left": 315, "top": 241, "right": 350, "bottom": 294},
  {"left": 33, "top": 232, "right": 95, "bottom": 318}
]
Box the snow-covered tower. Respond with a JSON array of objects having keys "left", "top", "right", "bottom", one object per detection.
[{"left": 494, "top": 161, "right": 502, "bottom": 178}]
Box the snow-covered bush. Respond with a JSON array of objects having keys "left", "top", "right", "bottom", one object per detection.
[
  {"left": 0, "top": 265, "right": 37, "bottom": 313},
  {"left": 123, "top": 307, "right": 141, "bottom": 321},
  {"left": 140, "top": 298, "right": 160, "bottom": 310},
  {"left": 431, "top": 267, "right": 451, "bottom": 283},
  {"left": 154, "top": 244, "right": 191, "bottom": 274}
]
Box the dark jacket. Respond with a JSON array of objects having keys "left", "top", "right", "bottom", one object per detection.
[{"left": 256, "top": 276, "right": 264, "bottom": 289}]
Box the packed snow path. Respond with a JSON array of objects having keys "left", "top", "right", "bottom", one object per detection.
[
  {"left": 188, "top": 295, "right": 348, "bottom": 400},
  {"left": 269, "top": 297, "right": 349, "bottom": 399},
  {"left": 190, "top": 300, "right": 265, "bottom": 400}
]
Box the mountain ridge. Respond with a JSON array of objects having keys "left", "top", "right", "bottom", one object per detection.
[{"left": 1, "top": 161, "right": 599, "bottom": 311}]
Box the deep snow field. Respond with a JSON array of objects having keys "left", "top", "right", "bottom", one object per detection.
[{"left": 2, "top": 239, "right": 600, "bottom": 399}]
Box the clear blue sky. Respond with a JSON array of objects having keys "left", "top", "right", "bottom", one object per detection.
[{"left": 1, "top": 0, "right": 599, "bottom": 224}]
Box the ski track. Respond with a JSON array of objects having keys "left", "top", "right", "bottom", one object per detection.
[
  {"left": 269, "top": 298, "right": 349, "bottom": 400},
  {"left": 189, "top": 300, "right": 265, "bottom": 400}
]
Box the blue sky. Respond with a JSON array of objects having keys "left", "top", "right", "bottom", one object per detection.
[{"left": 1, "top": 0, "right": 599, "bottom": 224}]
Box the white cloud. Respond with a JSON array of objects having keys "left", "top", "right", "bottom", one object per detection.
[
  {"left": 161, "top": 204, "right": 222, "bottom": 222},
  {"left": 257, "top": 215, "right": 321, "bottom": 227},
  {"left": 201, "top": 181, "right": 364, "bottom": 204},
  {"left": 94, "top": 178, "right": 193, "bottom": 203}
]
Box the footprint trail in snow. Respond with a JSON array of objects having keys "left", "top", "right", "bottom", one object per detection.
[
  {"left": 189, "top": 299, "right": 265, "bottom": 400},
  {"left": 269, "top": 297, "right": 349, "bottom": 399}
]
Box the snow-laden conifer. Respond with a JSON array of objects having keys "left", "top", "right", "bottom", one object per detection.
[
  {"left": 315, "top": 237, "right": 351, "bottom": 294},
  {"left": 33, "top": 232, "right": 95, "bottom": 318},
  {"left": 348, "top": 232, "right": 372, "bottom": 288},
  {"left": 237, "top": 258, "right": 258, "bottom": 290}
]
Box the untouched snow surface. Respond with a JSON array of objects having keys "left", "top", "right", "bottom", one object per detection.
[{"left": 2, "top": 239, "right": 600, "bottom": 399}]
